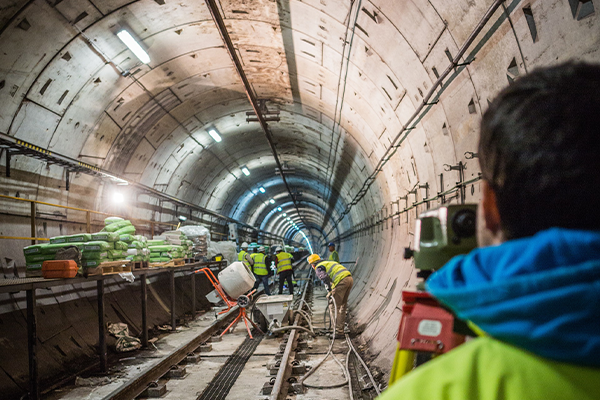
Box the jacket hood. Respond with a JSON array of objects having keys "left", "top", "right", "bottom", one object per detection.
[{"left": 426, "top": 228, "right": 600, "bottom": 366}]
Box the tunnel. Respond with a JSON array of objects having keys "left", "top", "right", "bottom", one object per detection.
[{"left": 0, "top": 0, "right": 599, "bottom": 398}]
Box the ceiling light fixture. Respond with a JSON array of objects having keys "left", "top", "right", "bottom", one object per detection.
[
  {"left": 208, "top": 128, "right": 222, "bottom": 143},
  {"left": 116, "top": 30, "right": 150, "bottom": 64},
  {"left": 259, "top": 186, "right": 266, "bottom": 193},
  {"left": 269, "top": 199, "right": 275, "bottom": 204},
  {"left": 277, "top": 207, "right": 282, "bottom": 212},
  {"left": 241, "top": 166, "right": 250, "bottom": 176}
]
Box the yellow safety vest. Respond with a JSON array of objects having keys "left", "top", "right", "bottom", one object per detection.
[
  {"left": 317, "top": 261, "right": 351, "bottom": 288},
  {"left": 328, "top": 250, "right": 339, "bottom": 262},
  {"left": 251, "top": 253, "right": 268, "bottom": 276},
  {"left": 238, "top": 250, "right": 247, "bottom": 263},
  {"left": 276, "top": 252, "right": 293, "bottom": 273}
]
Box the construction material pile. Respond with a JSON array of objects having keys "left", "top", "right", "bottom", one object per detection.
[
  {"left": 148, "top": 230, "right": 193, "bottom": 263},
  {"left": 23, "top": 217, "right": 149, "bottom": 273},
  {"left": 179, "top": 225, "right": 210, "bottom": 259}
]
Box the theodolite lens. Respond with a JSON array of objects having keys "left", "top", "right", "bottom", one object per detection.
[{"left": 452, "top": 209, "right": 476, "bottom": 238}]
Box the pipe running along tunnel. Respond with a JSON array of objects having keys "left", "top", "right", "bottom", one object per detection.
[{"left": 0, "top": 0, "right": 599, "bottom": 397}]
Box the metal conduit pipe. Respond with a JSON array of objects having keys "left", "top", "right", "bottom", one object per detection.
[
  {"left": 326, "top": 0, "right": 507, "bottom": 235},
  {"left": 205, "top": 0, "right": 310, "bottom": 230}
]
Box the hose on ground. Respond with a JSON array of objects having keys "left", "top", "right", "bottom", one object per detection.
[
  {"left": 270, "top": 325, "right": 316, "bottom": 336},
  {"left": 299, "top": 296, "right": 349, "bottom": 389},
  {"left": 345, "top": 332, "right": 381, "bottom": 395}
]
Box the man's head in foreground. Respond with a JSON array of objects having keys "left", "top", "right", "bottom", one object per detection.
[{"left": 477, "top": 62, "right": 600, "bottom": 247}]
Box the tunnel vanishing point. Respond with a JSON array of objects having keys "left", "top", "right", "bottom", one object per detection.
[{"left": 0, "top": 0, "right": 599, "bottom": 398}]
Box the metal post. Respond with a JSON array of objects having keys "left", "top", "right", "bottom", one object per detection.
[
  {"left": 27, "top": 289, "right": 39, "bottom": 400},
  {"left": 30, "top": 202, "right": 36, "bottom": 245},
  {"left": 65, "top": 170, "right": 70, "bottom": 191},
  {"left": 141, "top": 274, "right": 148, "bottom": 348},
  {"left": 97, "top": 280, "right": 107, "bottom": 372},
  {"left": 151, "top": 222, "right": 155, "bottom": 238},
  {"left": 86, "top": 211, "right": 91, "bottom": 233},
  {"left": 439, "top": 173, "right": 445, "bottom": 204},
  {"left": 191, "top": 271, "right": 196, "bottom": 318},
  {"left": 170, "top": 269, "right": 176, "bottom": 331},
  {"left": 5, "top": 149, "right": 10, "bottom": 178}
]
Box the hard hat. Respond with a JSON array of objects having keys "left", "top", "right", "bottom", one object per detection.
[
  {"left": 307, "top": 254, "right": 321, "bottom": 265},
  {"left": 241, "top": 242, "right": 248, "bottom": 248},
  {"left": 275, "top": 246, "right": 282, "bottom": 252},
  {"left": 258, "top": 246, "right": 265, "bottom": 252},
  {"left": 328, "top": 242, "right": 335, "bottom": 247}
]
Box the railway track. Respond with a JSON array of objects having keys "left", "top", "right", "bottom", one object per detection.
[{"left": 46, "top": 261, "right": 381, "bottom": 400}]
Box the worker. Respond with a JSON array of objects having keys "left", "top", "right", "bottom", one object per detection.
[
  {"left": 250, "top": 246, "right": 270, "bottom": 295},
  {"left": 379, "top": 63, "right": 600, "bottom": 399},
  {"left": 327, "top": 242, "right": 339, "bottom": 262},
  {"left": 237, "top": 242, "right": 253, "bottom": 268},
  {"left": 275, "top": 246, "right": 294, "bottom": 295},
  {"left": 308, "top": 254, "right": 352, "bottom": 335}
]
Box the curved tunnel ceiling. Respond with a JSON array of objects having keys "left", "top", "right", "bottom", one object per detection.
[{"left": 1, "top": 0, "right": 598, "bottom": 246}]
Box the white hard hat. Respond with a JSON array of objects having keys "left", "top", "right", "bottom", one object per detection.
[
  {"left": 241, "top": 242, "right": 248, "bottom": 248},
  {"left": 258, "top": 246, "right": 265, "bottom": 252},
  {"left": 275, "top": 246, "right": 282, "bottom": 252}
]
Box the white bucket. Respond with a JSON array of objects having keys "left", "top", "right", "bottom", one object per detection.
[{"left": 218, "top": 261, "right": 256, "bottom": 298}]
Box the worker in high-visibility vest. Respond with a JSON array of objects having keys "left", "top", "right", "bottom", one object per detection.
[
  {"left": 250, "top": 246, "right": 271, "bottom": 295},
  {"left": 275, "top": 246, "right": 294, "bottom": 295},
  {"left": 237, "top": 242, "right": 254, "bottom": 268},
  {"left": 308, "top": 254, "right": 352, "bottom": 335},
  {"left": 328, "top": 242, "right": 339, "bottom": 262}
]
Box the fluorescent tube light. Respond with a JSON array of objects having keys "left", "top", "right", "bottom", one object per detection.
[
  {"left": 116, "top": 30, "right": 150, "bottom": 64},
  {"left": 259, "top": 186, "right": 266, "bottom": 193},
  {"left": 241, "top": 166, "right": 250, "bottom": 176},
  {"left": 208, "top": 129, "right": 222, "bottom": 143}
]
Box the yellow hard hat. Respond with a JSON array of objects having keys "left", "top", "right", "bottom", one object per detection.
[{"left": 307, "top": 254, "right": 321, "bottom": 265}]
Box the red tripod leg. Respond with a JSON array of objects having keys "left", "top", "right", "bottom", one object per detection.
[
  {"left": 241, "top": 311, "right": 254, "bottom": 339},
  {"left": 221, "top": 311, "right": 242, "bottom": 337}
]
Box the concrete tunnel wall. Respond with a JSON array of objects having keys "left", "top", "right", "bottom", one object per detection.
[{"left": 0, "top": 0, "right": 599, "bottom": 392}]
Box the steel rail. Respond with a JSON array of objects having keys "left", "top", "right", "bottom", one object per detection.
[
  {"left": 106, "top": 306, "right": 239, "bottom": 400},
  {"left": 269, "top": 267, "right": 313, "bottom": 400},
  {"left": 204, "top": 0, "right": 310, "bottom": 231}
]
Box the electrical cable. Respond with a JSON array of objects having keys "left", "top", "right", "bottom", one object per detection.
[
  {"left": 299, "top": 296, "right": 349, "bottom": 389},
  {"left": 345, "top": 332, "right": 381, "bottom": 395}
]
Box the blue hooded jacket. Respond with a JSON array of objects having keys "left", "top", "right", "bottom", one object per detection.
[{"left": 426, "top": 228, "right": 600, "bottom": 367}]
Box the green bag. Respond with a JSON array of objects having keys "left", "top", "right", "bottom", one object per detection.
[
  {"left": 67, "top": 233, "right": 92, "bottom": 243},
  {"left": 83, "top": 259, "right": 111, "bottom": 267},
  {"left": 49, "top": 236, "right": 69, "bottom": 244},
  {"left": 104, "top": 220, "right": 132, "bottom": 232},
  {"left": 119, "top": 234, "right": 134, "bottom": 243},
  {"left": 114, "top": 241, "right": 128, "bottom": 250},
  {"left": 109, "top": 249, "right": 123, "bottom": 259},
  {"left": 25, "top": 254, "right": 55, "bottom": 263},
  {"left": 23, "top": 244, "right": 47, "bottom": 255},
  {"left": 26, "top": 263, "right": 44, "bottom": 271},
  {"left": 83, "top": 241, "right": 114, "bottom": 251},
  {"left": 132, "top": 235, "right": 147, "bottom": 243},
  {"left": 104, "top": 216, "right": 124, "bottom": 225},
  {"left": 148, "top": 245, "right": 176, "bottom": 252},
  {"left": 82, "top": 251, "right": 109, "bottom": 260},
  {"left": 128, "top": 241, "right": 144, "bottom": 249},
  {"left": 149, "top": 252, "right": 161, "bottom": 258},
  {"left": 115, "top": 225, "right": 136, "bottom": 235},
  {"left": 147, "top": 240, "right": 166, "bottom": 246},
  {"left": 91, "top": 232, "right": 120, "bottom": 242}
]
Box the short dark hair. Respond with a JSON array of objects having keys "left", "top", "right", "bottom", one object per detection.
[{"left": 479, "top": 62, "right": 600, "bottom": 239}]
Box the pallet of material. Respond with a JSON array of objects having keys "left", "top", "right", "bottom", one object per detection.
[
  {"left": 86, "top": 260, "right": 133, "bottom": 276},
  {"left": 149, "top": 258, "right": 185, "bottom": 268}
]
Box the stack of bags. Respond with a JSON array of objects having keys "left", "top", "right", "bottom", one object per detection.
[
  {"left": 179, "top": 225, "right": 210, "bottom": 259},
  {"left": 125, "top": 235, "right": 150, "bottom": 263},
  {"left": 23, "top": 237, "right": 87, "bottom": 273},
  {"left": 82, "top": 217, "right": 135, "bottom": 268},
  {"left": 23, "top": 216, "right": 146, "bottom": 273},
  {"left": 147, "top": 230, "right": 189, "bottom": 263}
]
